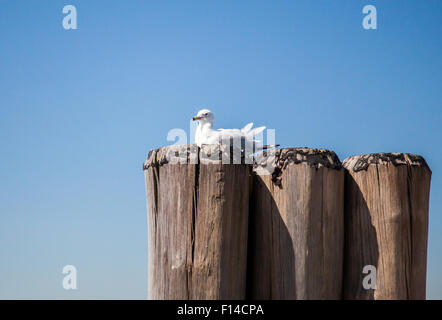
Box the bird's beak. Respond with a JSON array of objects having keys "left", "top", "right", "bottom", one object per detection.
[{"left": 192, "top": 116, "right": 202, "bottom": 121}]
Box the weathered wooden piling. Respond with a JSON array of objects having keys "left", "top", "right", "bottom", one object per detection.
[
  {"left": 342, "top": 153, "right": 431, "bottom": 300},
  {"left": 247, "top": 148, "right": 345, "bottom": 299},
  {"left": 143, "top": 144, "right": 251, "bottom": 299}
]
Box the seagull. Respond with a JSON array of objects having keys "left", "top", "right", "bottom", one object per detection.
[{"left": 192, "top": 109, "right": 279, "bottom": 153}]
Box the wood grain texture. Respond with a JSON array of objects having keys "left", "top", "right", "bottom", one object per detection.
[
  {"left": 144, "top": 144, "right": 251, "bottom": 299},
  {"left": 247, "top": 148, "right": 345, "bottom": 299},
  {"left": 342, "top": 153, "right": 431, "bottom": 300}
]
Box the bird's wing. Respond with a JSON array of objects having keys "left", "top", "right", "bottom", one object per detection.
[
  {"left": 216, "top": 128, "right": 242, "bottom": 138},
  {"left": 241, "top": 123, "right": 254, "bottom": 134},
  {"left": 216, "top": 128, "right": 242, "bottom": 136},
  {"left": 246, "top": 126, "right": 266, "bottom": 137}
]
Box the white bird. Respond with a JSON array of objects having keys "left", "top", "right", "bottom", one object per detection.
[{"left": 192, "top": 109, "right": 278, "bottom": 153}]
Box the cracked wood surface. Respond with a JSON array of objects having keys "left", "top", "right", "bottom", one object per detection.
[
  {"left": 248, "top": 148, "right": 345, "bottom": 299},
  {"left": 144, "top": 144, "right": 251, "bottom": 299},
  {"left": 343, "top": 153, "right": 431, "bottom": 299},
  {"left": 144, "top": 146, "right": 431, "bottom": 300}
]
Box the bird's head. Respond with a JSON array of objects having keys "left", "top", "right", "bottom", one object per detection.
[{"left": 192, "top": 109, "right": 214, "bottom": 125}]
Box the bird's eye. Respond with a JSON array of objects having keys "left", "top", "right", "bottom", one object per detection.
[{"left": 204, "top": 112, "right": 208, "bottom": 116}]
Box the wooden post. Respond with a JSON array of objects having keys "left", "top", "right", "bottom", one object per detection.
[
  {"left": 143, "top": 144, "right": 251, "bottom": 299},
  {"left": 248, "top": 148, "right": 345, "bottom": 299},
  {"left": 342, "top": 153, "right": 431, "bottom": 300}
]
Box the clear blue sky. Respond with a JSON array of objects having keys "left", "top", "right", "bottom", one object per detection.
[{"left": 0, "top": 0, "right": 440, "bottom": 299}]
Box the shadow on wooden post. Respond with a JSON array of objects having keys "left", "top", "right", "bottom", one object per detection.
[
  {"left": 343, "top": 153, "right": 431, "bottom": 300},
  {"left": 247, "top": 148, "right": 345, "bottom": 299},
  {"left": 144, "top": 145, "right": 431, "bottom": 300},
  {"left": 343, "top": 172, "right": 379, "bottom": 299}
]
